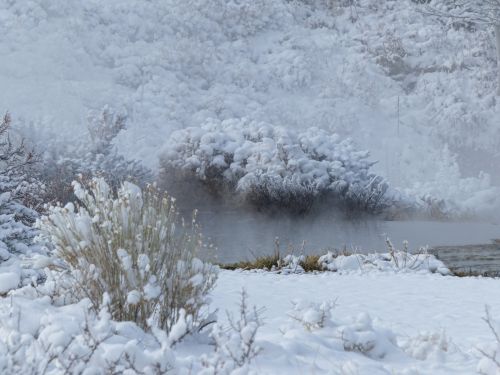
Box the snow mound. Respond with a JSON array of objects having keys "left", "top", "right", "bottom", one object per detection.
[
  {"left": 286, "top": 300, "right": 399, "bottom": 359},
  {"left": 241, "top": 242, "right": 450, "bottom": 275}
]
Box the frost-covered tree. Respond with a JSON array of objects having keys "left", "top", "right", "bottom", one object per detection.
[
  {"left": 37, "top": 106, "right": 153, "bottom": 204},
  {"left": 0, "top": 113, "right": 43, "bottom": 265},
  {"left": 84, "top": 107, "right": 153, "bottom": 190},
  {"left": 426, "top": 0, "right": 500, "bottom": 94}
]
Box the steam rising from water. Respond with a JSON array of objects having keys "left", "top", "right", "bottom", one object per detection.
[{"left": 170, "top": 182, "right": 500, "bottom": 263}]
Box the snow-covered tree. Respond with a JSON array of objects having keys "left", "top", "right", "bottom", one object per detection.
[
  {"left": 0, "top": 113, "right": 43, "bottom": 266},
  {"left": 426, "top": 0, "right": 500, "bottom": 94},
  {"left": 38, "top": 106, "right": 153, "bottom": 204}
]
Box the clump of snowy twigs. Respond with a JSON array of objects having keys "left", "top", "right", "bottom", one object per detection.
[
  {"left": 477, "top": 306, "right": 500, "bottom": 375},
  {"left": 0, "top": 294, "right": 180, "bottom": 374},
  {"left": 160, "top": 118, "right": 404, "bottom": 215},
  {"left": 201, "top": 290, "right": 263, "bottom": 374},
  {"left": 400, "top": 330, "right": 452, "bottom": 361},
  {"left": 288, "top": 299, "right": 337, "bottom": 331},
  {"left": 37, "top": 178, "right": 218, "bottom": 333},
  {"left": 33, "top": 106, "right": 152, "bottom": 205},
  {"left": 0, "top": 113, "right": 46, "bottom": 291},
  {"left": 318, "top": 239, "right": 450, "bottom": 275},
  {"left": 285, "top": 300, "right": 398, "bottom": 359}
]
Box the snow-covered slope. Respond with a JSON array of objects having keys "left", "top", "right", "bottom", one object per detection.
[{"left": 1, "top": 0, "right": 499, "bottom": 215}]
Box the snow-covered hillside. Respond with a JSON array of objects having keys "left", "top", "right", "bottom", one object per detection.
[{"left": 1, "top": 0, "right": 500, "bottom": 215}]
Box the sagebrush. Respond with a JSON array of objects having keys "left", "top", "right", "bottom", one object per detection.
[{"left": 38, "top": 178, "right": 217, "bottom": 333}]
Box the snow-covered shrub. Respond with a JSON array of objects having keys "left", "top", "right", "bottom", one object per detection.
[
  {"left": 0, "top": 287, "right": 264, "bottom": 375},
  {"left": 202, "top": 290, "right": 262, "bottom": 374},
  {"left": 38, "top": 178, "right": 218, "bottom": 333},
  {"left": 0, "top": 295, "right": 178, "bottom": 374},
  {"left": 375, "top": 31, "right": 409, "bottom": 77},
  {"left": 35, "top": 106, "right": 153, "bottom": 205},
  {"left": 288, "top": 299, "right": 337, "bottom": 331},
  {"left": 477, "top": 306, "right": 500, "bottom": 375},
  {"left": 338, "top": 312, "right": 398, "bottom": 359},
  {"left": 0, "top": 113, "right": 45, "bottom": 290},
  {"left": 285, "top": 300, "right": 398, "bottom": 359},
  {"left": 161, "top": 118, "right": 400, "bottom": 215},
  {"left": 318, "top": 240, "right": 450, "bottom": 275},
  {"left": 401, "top": 330, "right": 451, "bottom": 361}
]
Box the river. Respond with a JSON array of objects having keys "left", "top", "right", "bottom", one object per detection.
[{"left": 192, "top": 208, "right": 500, "bottom": 263}]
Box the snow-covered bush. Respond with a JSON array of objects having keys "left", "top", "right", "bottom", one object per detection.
[
  {"left": 202, "top": 290, "right": 263, "bottom": 373},
  {"left": 35, "top": 107, "right": 153, "bottom": 204},
  {"left": 477, "top": 306, "right": 500, "bottom": 375},
  {"left": 0, "top": 286, "right": 265, "bottom": 374},
  {"left": 0, "top": 113, "right": 45, "bottom": 290},
  {"left": 285, "top": 300, "right": 399, "bottom": 360},
  {"left": 374, "top": 31, "right": 409, "bottom": 78},
  {"left": 0, "top": 295, "right": 178, "bottom": 374},
  {"left": 338, "top": 312, "right": 398, "bottom": 359},
  {"left": 288, "top": 299, "right": 337, "bottom": 331},
  {"left": 161, "top": 118, "right": 400, "bottom": 215},
  {"left": 318, "top": 240, "right": 450, "bottom": 275},
  {"left": 401, "top": 330, "right": 451, "bottom": 361},
  {"left": 38, "top": 178, "right": 218, "bottom": 333}
]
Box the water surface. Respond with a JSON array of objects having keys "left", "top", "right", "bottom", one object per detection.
[{"left": 193, "top": 209, "right": 500, "bottom": 263}]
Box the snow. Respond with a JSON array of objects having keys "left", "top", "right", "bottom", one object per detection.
[
  {"left": 0, "top": 271, "right": 20, "bottom": 295},
  {"left": 0, "top": 269, "right": 498, "bottom": 373},
  {"left": 210, "top": 270, "right": 500, "bottom": 374},
  {"left": 318, "top": 250, "right": 451, "bottom": 275},
  {"left": 126, "top": 290, "right": 141, "bottom": 305}
]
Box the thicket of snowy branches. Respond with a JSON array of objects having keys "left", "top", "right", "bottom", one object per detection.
[
  {"left": 37, "top": 178, "right": 217, "bottom": 334},
  {"left": 425, "top": 0, "right": 500, "bottom": 94},
  {"left": 0, "top": 286, "right": 265, "bottom": 374},
  {"left": 161, "top": 118, "right": 406, "bottom": 215},
  {"left": 0, "top": 113, "right": 46, "bottom": 291},
  {"left": 28, "top": 107, "right": 153, "bottom": 205}
]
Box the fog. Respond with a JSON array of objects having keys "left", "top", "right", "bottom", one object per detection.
[{"left": 167, "top": 181, "right": 500, "bottom": 263}]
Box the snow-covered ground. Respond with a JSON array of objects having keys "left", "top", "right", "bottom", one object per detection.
[
  {"left": 211, "top": 270, "right": 500, "bottom": 374},
  {"left": 2, "top": 268, "right": 500, "bottom": 374}
]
